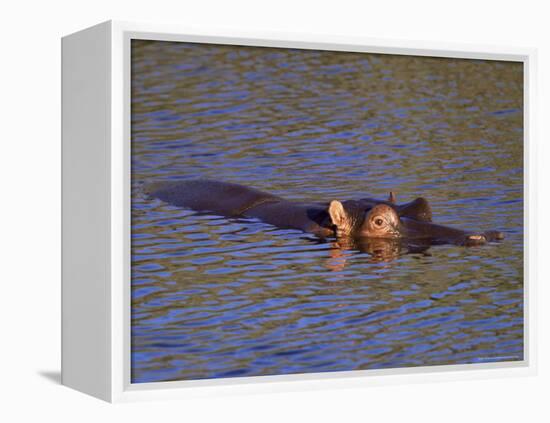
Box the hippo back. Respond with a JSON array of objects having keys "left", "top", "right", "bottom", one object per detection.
[{"left": 144, "top": 179, "right": 282, "bottom": 217}]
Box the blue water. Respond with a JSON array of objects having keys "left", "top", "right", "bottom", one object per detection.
[{"left": 130, "top": 40, "right": 523, "bottom": 383}]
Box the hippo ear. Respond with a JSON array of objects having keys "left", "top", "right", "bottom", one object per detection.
[
  {"left": 388, "top": 191, "right": 396, "bottom": 204},
  {"left": 328, "top": 200, "right": 347, "bottom": 228}
]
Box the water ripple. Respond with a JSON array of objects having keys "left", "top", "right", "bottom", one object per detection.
[{"left": 130, "top": 40, "right": 524, "bottom": 383}]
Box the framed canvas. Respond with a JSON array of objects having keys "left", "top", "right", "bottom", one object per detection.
[{"left": 61, "top": 20, "right": 537, "bottom": 402}]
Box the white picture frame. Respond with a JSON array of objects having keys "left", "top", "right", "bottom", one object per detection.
[{"left": 61, "top": 20, "right": 537, "bottom": 403}]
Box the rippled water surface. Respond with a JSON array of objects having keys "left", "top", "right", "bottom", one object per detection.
[{"left": 131, "top": 40, "right": 524, "bottom": 383}]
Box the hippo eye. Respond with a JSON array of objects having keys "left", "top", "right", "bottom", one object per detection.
[{"left": 374, "top": 217, "right": 384, "bottom": 227}]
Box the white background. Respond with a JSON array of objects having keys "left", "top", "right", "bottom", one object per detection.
[{"left": 1, "top": 0, "right": 548, "bottom": 421}]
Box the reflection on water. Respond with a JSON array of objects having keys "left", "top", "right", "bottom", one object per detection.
[{"left": 131, "top": 40, "right": 523, "bottom": 383}]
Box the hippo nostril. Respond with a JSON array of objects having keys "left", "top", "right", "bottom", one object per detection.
[
  {"left": 464, "top": 234, "right": 487, "bottom": 246},
  {"left": 484, "top": 230, "right": 505, "bottom": 241}
]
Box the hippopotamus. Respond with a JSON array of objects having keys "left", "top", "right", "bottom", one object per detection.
[{"left": 144, "top": 180, "right": 504, "bottom": 247}]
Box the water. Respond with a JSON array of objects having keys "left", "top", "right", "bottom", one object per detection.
[{"left": 130, "top": 40, "right": 524, "bottom": 383}]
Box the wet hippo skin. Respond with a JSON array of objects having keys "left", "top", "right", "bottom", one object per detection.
[{"left": 145, "top": 180, "right": 504, "bottom": 247}]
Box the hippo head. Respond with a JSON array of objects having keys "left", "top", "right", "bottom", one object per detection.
[
  {"left": 357, "top": 193, "right": 433, "bottom": 223},
  {"left": 328, "top": 200, "right": 403, "bottom": 239}
]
